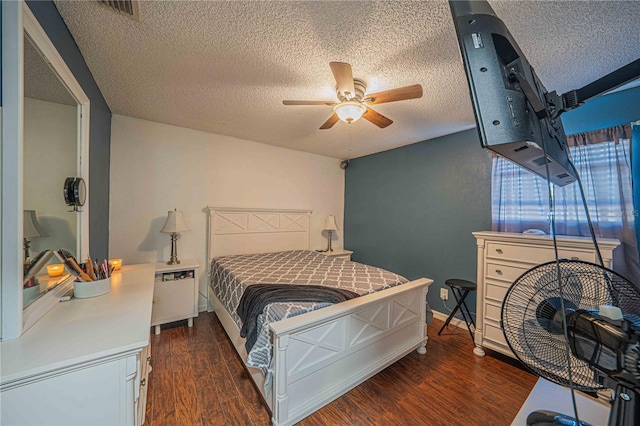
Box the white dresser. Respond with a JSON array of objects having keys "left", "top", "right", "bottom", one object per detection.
[
  {"left": 0, "top": 263, "right": 155, "bottom": 425},
  {"left": 472, "top": 231, "right": 620, "bottom": 358}
]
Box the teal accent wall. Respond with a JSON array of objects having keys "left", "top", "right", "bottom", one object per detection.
[
  {"left": 344, "top": 86, "right": 640, "bottom": 321},
  {"left": 26, "top": 1, "right": 112, "bottom": 259},
  {"left": 561, "top": 86, "right": 640, "bottom": 134},
  {"left": 344, "top": 129, "right": 492, "bottom": 316},
  {"left": 561, "top": 86, "right": 640, "bottom": 135}
]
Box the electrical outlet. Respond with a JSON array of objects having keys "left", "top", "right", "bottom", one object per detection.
[{"left": 440, "top": 288, "right": 448, "bottom": 301}]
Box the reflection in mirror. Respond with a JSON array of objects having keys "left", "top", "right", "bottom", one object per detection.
[
  {"left": 22, "top": 33, "right": 78, "bottom": 305},
  {"left": 22, "top": 250, "right": 72, "bottom": 308}
]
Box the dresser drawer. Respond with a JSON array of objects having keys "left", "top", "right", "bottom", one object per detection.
[
  {"left": 557, "top": 250, "right": 595, "bottom": 263},
  {"left": 486, "top": 263, "right": 530, "bottom": 283},
  {"left": 486, "top": 242, "right": 596, "bottom": 265},
  {"left": 485, "top": 322, "right": 508, "bottom": 347},
  {"left": 486, "top": 242, "right": 554, "bottom": 264},
  {"left": 484, "top": 302, "right": 503, "bottom": 323},
  {"left": 485, "top": 283, "right": 509, "bottom": 303}
]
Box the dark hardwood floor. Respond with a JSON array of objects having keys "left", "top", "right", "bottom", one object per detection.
[{"left": 145, "top": 312, "right": 537, "bottom": 425}]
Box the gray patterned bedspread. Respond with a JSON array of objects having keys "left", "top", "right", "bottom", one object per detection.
[{"left": 209, "top": 250, "right": 409, "bottom": 392}]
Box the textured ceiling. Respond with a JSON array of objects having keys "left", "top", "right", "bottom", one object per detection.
[
  {"left": 25, "top": 33, "right": 76, "bottom": 106},
  {"left": 53, "top": 0, "right": 640, "bottom": 159}
]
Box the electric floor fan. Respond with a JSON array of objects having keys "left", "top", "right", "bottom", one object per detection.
[{"left": 501, "top": 259, "right": 640, "bottom": 425}]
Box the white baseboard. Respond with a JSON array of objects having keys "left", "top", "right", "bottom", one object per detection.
[
  {"left": 432, "top": 310, "right": 475, "bottom": 333},
  {"left": 198, "top": 292, "right": 208, "bottom": 312}
]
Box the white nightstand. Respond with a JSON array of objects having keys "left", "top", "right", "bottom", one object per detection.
[
  {"left": 152, "top": 259, "right": 200, "bottom": 335},
  {"left": 318, "top": 249, "right": 353, "bottom": 260}
]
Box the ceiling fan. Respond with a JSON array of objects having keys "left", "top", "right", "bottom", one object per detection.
[{"left": 283, "top": 62, "right": 423, "bottom": 130}]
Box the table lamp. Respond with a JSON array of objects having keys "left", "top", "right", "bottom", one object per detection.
[
  {"left": 23, "top": 210, "right": 47, "bottom": 261},
  {"left": 323, "top": 215, "right": 339, "bottom": 252},
  {"left": 161, "top": 209, "right": 190, "bottom": 265}
]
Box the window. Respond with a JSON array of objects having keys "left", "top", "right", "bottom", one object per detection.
[
  {"left": 492, "top": 124, "right": 639, "bottom": 283},
  {"left": 492, "top": 139, "right": 633, "bottom": 233}
]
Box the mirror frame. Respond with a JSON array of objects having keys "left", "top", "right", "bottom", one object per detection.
[{"left": 1, "top": 1, "right": 90, "bottom": 339}]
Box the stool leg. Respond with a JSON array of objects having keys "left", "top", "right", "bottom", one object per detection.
[
  {"left": 438, "top": 288, "right": 464, "bottom": 335},
  {"left": 451, "top": 289, "right": 474, "bottom": 341},
  {"left": 461, "top": 296, "right": 475, "bottom": 328},
  {"left": 450, "top": 289, "right": 475, "bottom": 343},
  {"left": 456, "top": 290, "right": 475, "bottom": 342},
  {"left": 454, "top": 289, "right": 470, "bottom": 325}
]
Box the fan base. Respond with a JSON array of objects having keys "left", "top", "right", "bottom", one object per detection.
[{"left": 527, "top": 410, "right": 591, "bottom": 426}]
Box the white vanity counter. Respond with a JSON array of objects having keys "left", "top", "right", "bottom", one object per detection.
[{"left": 1, "top": 263, "right": 155, "bottom": 425}]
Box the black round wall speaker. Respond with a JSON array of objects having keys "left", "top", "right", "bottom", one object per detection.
[
  {"left": 63, "top": 177, "right": 75, "bottom": 206},
  {"left": 63, "top": 177, "right": 87, "bottom": 208}
]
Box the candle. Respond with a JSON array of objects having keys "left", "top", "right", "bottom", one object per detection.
[
  {"left": 109, "top": 258, "right": 123, "bottom": 271},
  {"left": 47, "top": 264, "right": 64, "bottom": 277}
]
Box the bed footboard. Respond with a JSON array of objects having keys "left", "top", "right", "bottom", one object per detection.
[{"left": 269, "top": 278, "right": 432, "bottom": 426}]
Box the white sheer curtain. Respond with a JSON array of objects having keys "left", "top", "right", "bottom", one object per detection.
[{"left": 492, "top": 124, "right": 639, "bottom": 284}]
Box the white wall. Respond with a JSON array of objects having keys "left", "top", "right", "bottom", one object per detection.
[
  {"left": 109, "top": 115, "right": 345, "bottom": 310},
  {"left": 23, "top": 97, "right": 77, "bottom": 255}
]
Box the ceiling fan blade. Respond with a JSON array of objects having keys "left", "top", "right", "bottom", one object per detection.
[
  {"left": 362, "top": 107, "right": 393, "bottom": 128},
  {"left": 329, "top": 62, "right": 356, "bottom": 99},
  {"left": 320, "top": 113, "right": 340, "bottom": 130},
  {"left": 283, "top": 100, "right": 335, "bottom": 106},
  {"left": 365, "top": 84, "right": 423, "bottom": 105}
]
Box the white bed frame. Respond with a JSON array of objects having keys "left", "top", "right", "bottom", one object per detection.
[{"left": 206, "top": 207, "right": 433, "bottom": 426}]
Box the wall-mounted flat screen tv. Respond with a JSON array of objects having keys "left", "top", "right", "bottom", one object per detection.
[{"left": 449, "top": 0, "right": 577, "bottom": 186}]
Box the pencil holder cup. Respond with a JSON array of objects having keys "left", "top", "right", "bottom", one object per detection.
[{"left": 74, "top": 277, "right": 111, "bottom": 299}]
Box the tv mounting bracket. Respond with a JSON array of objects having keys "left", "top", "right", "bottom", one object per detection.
[{"left": 510, "top": 58, "right": 640, "bottom": 121}]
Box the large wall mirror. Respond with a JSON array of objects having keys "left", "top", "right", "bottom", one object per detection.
[
  {"left": 1, "top": 2, "right": 90, "bottom": 339},
  {"left": 21, "top": 32, "right": 79, "bottom": 310},
  {"left": 23, "top": 33, "right": 79, "bottom": 258}
]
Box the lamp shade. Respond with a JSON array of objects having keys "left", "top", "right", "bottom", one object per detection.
[
  {"left": 323, "top": 215, "right": 339, "bottom": 231},
  {"left": 333, "top": 101, "right": 366, "bottom": 123},
  {"left": 24, "top": 210, "right": 47, "bottom": 239},
  {"left": 160, "top": 210, "right": 190, "bottom": 234}
]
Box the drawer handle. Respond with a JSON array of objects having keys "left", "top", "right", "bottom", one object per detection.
[
  {"left": 495, "top": 269, "right": 503, "bottom": 275},
  {"left": 571, "top": 257, "right": 580, "bottom": 260},
  {"left": 495, "top": 248, "right": 503, "bottom": 254},
  {"left": 140, "top": 378, "right": 146, "bottom": 387}
]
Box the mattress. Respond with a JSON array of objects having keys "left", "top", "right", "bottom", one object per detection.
[{"left": 209, "top": 250, "right": 409, "bottom": 391}]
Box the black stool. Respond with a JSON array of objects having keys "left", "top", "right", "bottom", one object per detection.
[{"left": 437, "top": 278, "right": 477, "bottom": 342}]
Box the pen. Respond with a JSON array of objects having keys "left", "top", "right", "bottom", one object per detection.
[{"left": 86, "top": 257, "right": 96, "bottom": 280}]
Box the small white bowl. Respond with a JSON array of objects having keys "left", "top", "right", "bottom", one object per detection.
[{"left": 74, "top": 277, "right": 111, "bottom": 299}]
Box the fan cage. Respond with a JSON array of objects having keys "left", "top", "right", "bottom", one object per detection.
[{"left": 501, "top": 259, "right": 640, "bottom": 391}]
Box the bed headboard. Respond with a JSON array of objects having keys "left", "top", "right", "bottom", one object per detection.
[{"left": 206, "top": 207, "right": 312, "bottom": 264}]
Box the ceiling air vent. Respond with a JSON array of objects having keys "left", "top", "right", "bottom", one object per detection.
[{"left": 99, "top": 0, "right": 140, "bottom": 21}]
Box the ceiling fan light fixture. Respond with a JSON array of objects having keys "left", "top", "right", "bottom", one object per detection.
[
  {"left": 333, "top": 101, "right": 366, "bottom": 124},
  {"left": 283, "top": 62, "right": 422, "bottom": 129}
]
